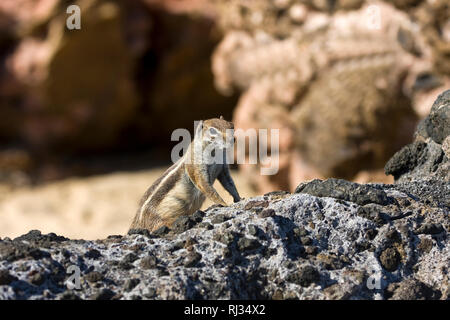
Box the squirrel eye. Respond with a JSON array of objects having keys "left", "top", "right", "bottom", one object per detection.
[{"left": 209, "top": 128, "right": 218, "bottom": 135}]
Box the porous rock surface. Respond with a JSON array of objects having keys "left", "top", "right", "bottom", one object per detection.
[
  {"left": 0, "top": 179, "right": 447, "bottom": 300},
  {"left": 385, "top": 89, "right": 450, "bottom": 183}
]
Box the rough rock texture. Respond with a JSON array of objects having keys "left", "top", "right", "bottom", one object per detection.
[
  {"left": 385, "top": 89, "right": 450, "bottom": 182},
  {"left": 0, "top": 178, "right": 447, "bottom": 300},
  {"left": 212, "top": 0, "right": 450, "bottom": 192}
]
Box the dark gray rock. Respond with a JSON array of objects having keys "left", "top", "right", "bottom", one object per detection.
[
  {"left": 286, "top": 265, "right": 321, "bottom": 287},
  {"left": 414, "top": 223, "right": 445, "bottom": 235},
  {"left": 127, "top": 229, "right": 152, "bottom": 238},
  {"left": 258, "top": 209, "right": 275, "bottom": 218},
  {"left": 29, "top": 272, "right": 46, "bottom": 286},
  {"left": 151, "top": 226, "right": 170, "bottom": 237},
  {"left": 379, "top": 247, "right": 401, "bottom": 272},
  {"left": 244, "top": 200, "right": 270, "bottom": 211},
  {"left": 196, "top": 222, "right": 213, "bottom": 230},
  {"left": 295, "top": 178, "right": 393, "bottom": 206},
  {"left": 210, "top": 214, "right": 231, "bottom": 224},
  {"left": 171, "top": 216, "right": 196, "bottom": 234},
  {"left": 385, "top": 89, "right": 449, "bottom": 182},
  {"left": 387, "top": 279, "right": 442, "bottom": 300},
  {"left": 84, "top": 249, "right": 102, "bottom": 260},
  {"left": 0, "top": 241, "right": 50, "bottom": 262},
  {"left": 263, "top": 191, "right": 291, "bottom": 197},
  {"left": 0, "top": 269, "right": 17, "bottom": 285},
  {"left": 85, "top": 271, "right": 103, "bottom": 283},
  {"left": 13, "top": 230, "right": 68, "bottom": 243},
  {"left": 427, "top": 89, "right": 450, "bottom": 144},
  {"left": 316, "top": 253, "right": 346, "bottom": 270},
  {"left": 91, "top": 288, "right": 116, "bottom": 300},
  {"left": 356, "top": 205, "right": 390, "bottom": 226},
  {"left": 119, "top": 253, "right": 139, "bottom": 270},
  {"left": 388, "top": 180, "right": 450, "bottom": 209},
  {"left": 237, "top": 237, "right": 261, "bottom": 252},
  {"left": 300, "top": 236, "right": 312, "bottom": 245},
  {"left": 140, "top": 254, "right": 157, "bottom": 269},
  {"left": 59, "top": 291, "right": 81, "bottom": 300},
  {"left": 417, "top": 237, "right": 433, "bottom": 254},
  {"left": 124, "top": 278, "right": 140, "bottom": 292},
  {"left": 191, "top": 210, "right": 206, "bottom": 222},
  {"left": 384, "top": 141, "right": 428, "bottom": 180},
  {"left": 184, "top": 251, "right": 202, "bottom": 268},
  {"left": 385, "top": 140, "right": 448, "bottom": 182}
]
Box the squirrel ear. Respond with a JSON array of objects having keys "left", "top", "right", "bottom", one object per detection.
[
  {"left": 219, "top": 115, "right": 224, "bottom": 120},
  {"left": 195, "top": 120, "right": 203, "bottom": 136}
]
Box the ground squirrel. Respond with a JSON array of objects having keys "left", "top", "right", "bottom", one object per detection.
[{"left": 129, "top": 117, "right": 241, "bottom": 232}]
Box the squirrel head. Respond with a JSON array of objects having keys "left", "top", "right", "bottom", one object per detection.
[{"left": 195, "top": 117, "right": 235, "bottom": 149}]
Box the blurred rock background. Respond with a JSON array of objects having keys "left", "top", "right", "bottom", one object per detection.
[
  {"left": 0, "top": 0, "right": 237, "bottom": 182},
  {"left": 0, "top": 0, "right": 448, "bottom": 239},
  {"left": 212, "top": 0, "right": 449, "bottom": 192}
]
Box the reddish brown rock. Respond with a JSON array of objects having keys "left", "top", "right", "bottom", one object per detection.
[
  {"left": 0, "top": 0, "right": 236, "bottom": 172},
  {"left": 212, "top": 0, "right": 447, "bottom": 192}
]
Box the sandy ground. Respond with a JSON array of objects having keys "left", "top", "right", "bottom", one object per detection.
[{"left": 0, "top": 168, "right": 257, "bottom": 240}]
